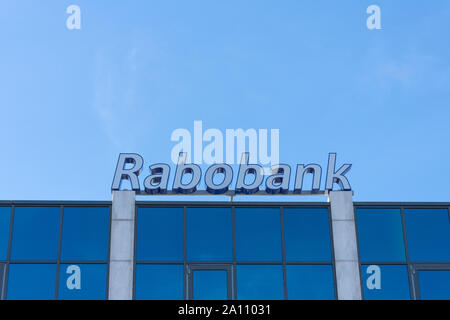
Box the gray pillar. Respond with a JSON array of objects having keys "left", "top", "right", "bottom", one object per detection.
[
  {"left": 329, "top": 191, "right": 362, "bottom": 300},
  {"left": 109, "top": 190, "right": 136, "bottom": 300}
]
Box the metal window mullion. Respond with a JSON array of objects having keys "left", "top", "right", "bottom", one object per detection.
[
  {"left": 401, "top": 207, "right": 416, "bottom": 300},
  {"left": 132, "top": 204, "right": 138, "bottom": 300},
  {"left": 3, "top": 205, "right": 14, "bottom": 300},
  {"left": 280, "top": 206, "right": 287, "bottom": 300},
  {"left": 106, "top": 204, "right": 112, "bottom": 300},
  {"left": 54, "top": 205, "right": 64, "bottom": 300},
  {"left": 183, "top": 206, "right": 187, "bottom": 300},
  {"left": 330, "top": 204, "right": 339, "bottom": 300},
  {"left": 353, "top": 206, "right": 364, "bottom": 300}
]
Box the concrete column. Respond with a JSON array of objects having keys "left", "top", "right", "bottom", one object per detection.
[
  {"left": 109, "top": 190, "right": 136, "bottom": 300},
  {"left": 329, "top": 191, "right": 362, "bottom": 300}
]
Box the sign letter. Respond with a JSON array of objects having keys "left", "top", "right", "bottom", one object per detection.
[
  {"left": 294, "top": 164, "right": 322, "bottom": 193},
  {"left": 205, "top": 164, "right": 233, "bottom": 194},
  {"left": 235, "top": 153, "right": 264, "bottom": 194},
  {"left": 143, "top": 164, "right": 170, "bottom": 194},
  {"left": 173, "top": 153, "right": 202, "bottom": 194},
  {"left": 265, "top": 164, "right": 291, "bottom": 194},
  {"left": 325, "top": 153, "right": 352, "bottom": 191},
  {"left": 111, "top": 153, "right": 144, "bottom": 191}
]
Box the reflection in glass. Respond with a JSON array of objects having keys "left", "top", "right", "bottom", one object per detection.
[
  {"left": 137, "top": 207, "right": 183, "bottom": 261},
  {"left": 11, "top": 207, "right": 60, "bottom": 260},
  {"left": 0, "top": 207, "right": 11, "bottom": 260},
  {"left": 284, "top": 208, "right": 331, "bottom": 262},
  {"left": 7, "top": 264, "right": 56, "bottom": 300},
  {"left": 61, "top": 207, "right": 110, "bottom": 261},
  {"left": 193, "top": 270, "right": 228, "bottom": 300},
  {"left": 235, "top": 208, "right": 281, "bottom": 261},
  {"left": 404, "top": 209, "right": 450, "bottom": 262},
  {"left": 135, "top": 264, "right": 183, "bottom": 300},
  {"left": 58, "top": 264, "right": 107, "bottom": 300},
  {"left": 236, "top": 265, "right": 284, "bottom": 300},
  {"left": 418, "top": 270, "right": 450, "bottom": 300},
  {"left": 361, "top": 265, "right": 410, "bottom": 300},
  {"left": 187, "top": 208, "right": 232, "bottom": 261},
  {"left": 356, "top": 208, "right": 406, "bottom": 262},
  {"left": 286, "top": 265, "right": 334, "bottom": 300}
]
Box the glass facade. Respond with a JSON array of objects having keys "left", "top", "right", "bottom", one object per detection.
[
  {"left": 356, "top": 206, "right": 450, "bottom": 300},
  {"left": 135, "top": 205, "right": 335, "bottom": 300},
  {"left": 0, "top": 201, "right": 449, "bottom": 300},
  {"left": 0, "top": 204, "right": 110, "bottom": 300}
]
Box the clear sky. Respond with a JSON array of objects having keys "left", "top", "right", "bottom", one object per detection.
[{"left": 0, "top": 1, "right": 449, "bottom": 201}]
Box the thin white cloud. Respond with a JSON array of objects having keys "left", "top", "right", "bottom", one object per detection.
[{"left": 93, "top": 46, "right": 141, "bottom": 148}]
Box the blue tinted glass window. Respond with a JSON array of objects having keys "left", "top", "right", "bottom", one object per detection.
[
  {"left": 7, "top": 264, "right": 56, "bottom": 300},
  {"left": 11, "top": 207, "right": 60, "bottom": 260},
  {"left": 286, "top": 265, "right": 334, "bottom": 300},
  {"left": 61, "top": 207, "right": 109, "bottom": 261},
  {"left": 236, "top": 265, "right": 284, "bottom": 300},
  {"left": 137, "top": 207, "right": 183, "bottom": 261},
  {"left": 284, "top": 208, "right": 331, "bottom": 262},
  {"left": 418, "top": 270, "right": 450, "bottom": 300},
  {"left": 58, "top": 264, "right": 107, "bottom": 300},
  {"left": 356, "top": 208, "right": 406, "bottom": 262},
  {"left": 0, "top": 207, "right": 11, "bottom": 260},
  {"left": 235, "top": 208, "right": 281, "bottom": 261},
  {"left": 193, "top": 270, "right": 228, "bottom": 300},
  {"left": 362, "top": 265, "right": 410, "bottom": 300},
  {"left": 135, "top": 264, "right": 183, "bottom": 300},
  {"left": 187, "top": 208, "right": 232, "bottom": 261},
  {"left": 404, "top": 209, "right": 450, "bottom": 262}
]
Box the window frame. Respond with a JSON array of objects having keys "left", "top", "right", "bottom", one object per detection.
[
  {"left": 354, "top": 202, "right": 450, "bottom": 300},
  {"left": 186, "top": 264, "right": 233, "bottom": 300},
  {"left": 0, "top": 201, "right": 111, "bottom": 300},
  {"left": 134, "top": 201, "right": 336, "bottom": 300}
]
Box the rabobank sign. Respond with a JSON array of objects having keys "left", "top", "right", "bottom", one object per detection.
[{"left": 111, "top": 153, "right": 352, "bottom": 196}]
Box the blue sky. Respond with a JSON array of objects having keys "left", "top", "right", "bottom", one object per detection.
[{"left": 0, "top": 1, "right": 449, "bottom": 201}]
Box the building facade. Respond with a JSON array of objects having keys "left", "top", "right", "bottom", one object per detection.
[{"left": 0, "top": 191, "right": 449, "bottom": 300}]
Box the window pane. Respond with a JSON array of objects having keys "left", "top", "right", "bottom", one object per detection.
[
  {"left": 11, "top": 207, "right": 60, "bottom": 260},
  {"left": 135, "top": 264, "right": 183, "bottom": 300},
  {"left": 7, "top": 264, "right": 56, "bottom": 300},
  {"left": 356, "top": 208, "right": 406, "bottom": 262},
  {"left": 0, "top": 207, "right": 11, "bottom": 260},
  {"left": 286, "top": 265, "right": 334, "bottom": 300},
  {"left": 404, "top": 209, "right": 450, "bottom": 262},
  {"left": 236, "top": 265, "right": 284, "bottom": 300},
  {"left": 187, "top": 208, "right": 232, "bottom": 261},
  {"left": 418, "top": 270, "right": 450, "bottom": 300},
  {"left": 61, "top": 207, "right": 110, "bottom": 261},
  {"left": 137, "top": 207, "right": 183, "bottom": 261},
  {"left": 362, "top": 265, "right": 410, "bottom": 300},
  {"left": 58, "top": 264, "right": 107, "bottom": 300},
  {"left": 193, "top": 270, "right": 228, "bottom": 300},
  {"left": 235, "top": 208, "right": 281, "bottom": 261},
  {"left": 284, "top": 208, "right": 331, "bottom": 262}
]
